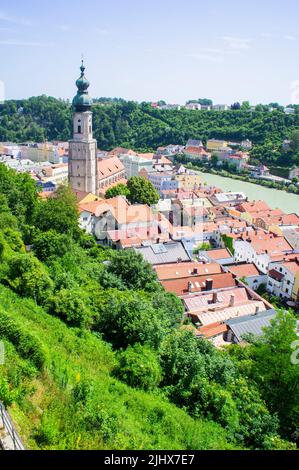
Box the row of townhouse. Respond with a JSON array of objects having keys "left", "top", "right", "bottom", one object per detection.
[{"left": 147, "top": 255, "right": 276, "bottom": 347}]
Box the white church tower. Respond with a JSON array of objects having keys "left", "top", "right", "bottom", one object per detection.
[{"left": 68, "top": 61, "right": 97, "bottom": 194}]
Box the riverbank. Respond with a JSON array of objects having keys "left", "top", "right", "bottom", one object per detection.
[
  {"left": 193, "top": 170, "right": 299, "bottom": 214},
  {"left": 179, "top": 160, "right": 299, "bottom": 196}
]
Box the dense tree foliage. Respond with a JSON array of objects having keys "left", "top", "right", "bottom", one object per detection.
[
  {"left": 105, "top": 183, "right": 130, "bottom": 199},
  {"left": 114, "top": 344, "right": 162, "bottom": 391},
  {"left": 1, "top": 96, "right": 299, "bottom": 166},
  {"left": 33, "top": 185, "right": 80, "bottom": 238},
  {"left": 126, "top": 177, "right": 160, "bottom": 205},
  {"left": 0, "top": 164, "right": 298, "bottom": 450},
  {"left": 106, "top": 177, "right": 160, "bottom": 206}
]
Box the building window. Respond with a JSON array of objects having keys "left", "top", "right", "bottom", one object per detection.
[{"left": 78, "top": 125, "right": 82, "bottom": 134}]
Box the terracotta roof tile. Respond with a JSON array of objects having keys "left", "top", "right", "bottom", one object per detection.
[
  {"left": 154, "top": 262, "right": 223, "bottom": 281},
  {"left": 161, "top": 272, "right": 236, "bottom": 296},
  {"left": 98, "top": 156, "right": 125, "bottom": 179},
  {"left": 228, "top": 264, "right": 260, "bottom": 278}
]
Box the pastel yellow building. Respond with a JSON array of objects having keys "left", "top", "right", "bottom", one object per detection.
[
  {"left": 206, "top": 139, "right": 228, "bottom": 152},
  {"left": 175, "top": 174, "right": 201, "bottom": 190},
  {"left": 292, "top": 271, "right": 299, "bottom": 302}
]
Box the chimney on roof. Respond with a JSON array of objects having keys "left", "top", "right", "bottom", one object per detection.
[
  {"left": 229, "top": 294, "right": 235, "bottom": 307},
  {"left": 255, "top": 305, "right": 260, "bottom": 315},
  {"left": 156, "top": 238, "right": 160, "bottom": 244},
  {"left": 188, "top": 281, "right": 193, "bottom": 293},
  {"left": 206, "top": 278, "right": 213, "bottom": 291},
  {"left": 193, "top": 268, "right": 198, "bottom": 275},
  {"left": 177, "top": 257, "right": 183, "bottom": 264},
  {"left": 212, "top": 292, "right": 218, "bottom": 304}
]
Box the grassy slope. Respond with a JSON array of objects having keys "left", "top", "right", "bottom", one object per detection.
[{"left": 0, "top": 285, "right": 238, "bottom": 450}]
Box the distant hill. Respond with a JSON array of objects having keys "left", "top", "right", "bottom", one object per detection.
[{"left": 0, "top": 95, "right": 299, "bottom": 166}]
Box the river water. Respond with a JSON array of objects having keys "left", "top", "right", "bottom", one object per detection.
[{"left": 197, "top": 171, "right": 299, "bottom": 215}]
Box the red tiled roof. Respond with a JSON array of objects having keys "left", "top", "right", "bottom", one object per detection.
[
  {"left": 206, "top": 248, "right": 232, "bottom": 260},
  {"left": 237, "top": 200, "right": 271, "bottom": 213},
  {"left": 185, "top": 146, "right": 208, "bottom": 155},
  {"left": 252, "top": 236, "right": 292, "bottom": 256},
  {"left": 154, "top": 262, "right": 222, "bottom": 281},
  {"left": 161, "top": 272, "right": 236, "bottom": 296},
  {"left": 228, "top": 263, "right": 260, "bottom": 278},
  {"left": 98, "top": 156, "right": 125, "bottom": 179},
  {"left": 282, "top": 261, "right": 299, "bottom": 275},
  {"left": 108, "top": 147, "right": 136, "bottom": 156},
  {"left": 198, "top": 322, "right": 228, "bottom": 339}
]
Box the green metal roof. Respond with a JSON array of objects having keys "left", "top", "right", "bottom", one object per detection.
[{"left": 72, "top": 60, "right": 92, "bottom": 112}]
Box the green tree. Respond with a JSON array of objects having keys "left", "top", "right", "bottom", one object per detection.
[
  {"left": 105, "top": 183, "right": 130, "bottom": 199},
  {"left": 34, "top": 185, "right": 79, "bottom": 238},
  {"left": 160, "top": 330, "right": 207, "bottom": 393},
  {"left": 94, "top": 290, "right": 172, "bottom": 350},
  {"left": 4, "top": 253, "right": 53, "bottom": 304},
  {"left": 33, "top": 230, "right": 71, "bottom": 262},
  {"left": 127, "top": 177, "right": 159, "bottom": 205},
  {"left": 114, "top": 344, "right": 162, "bottom": 390},
  {"left": 250, "top": 311, "right": 299, "bottom": 440},
  {"left": 290, "top": 129, "right": 299, "bottom": 152},
  {"left": 107, "top": 250, "right": 159, "bottom": 291},
  {"left": 211, "top": 154, "right": 219, "bottom": 167},
  {"left": 47, "top": 287, "right": 94, "bottom": 328}
]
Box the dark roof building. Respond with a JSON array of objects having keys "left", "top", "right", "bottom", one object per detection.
[
  {"left": 225, "top": 309, "right": 277, "bottom": 343},
  {"left": 134, "top": 241, "right": 191, "bottom": 265}
]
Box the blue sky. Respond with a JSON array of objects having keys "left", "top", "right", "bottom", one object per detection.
[{"left": 0, "top": 0, "right": 299, "bottom": 105}]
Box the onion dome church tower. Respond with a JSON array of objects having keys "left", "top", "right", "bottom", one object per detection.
[{"left": 68, "top": 61, "right": 98, "bottom": 194}]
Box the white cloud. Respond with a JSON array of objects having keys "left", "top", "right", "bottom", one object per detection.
[
  {"left": 59, "top": 25, "right": 71, "bottom": 32},
  {"left": 0, "top": 39, "right": 54, "bottom": 47},
  {"left": 202, "top": 47, "right": 240, "bottom": 56},
  {"left": 0, "top": 26, "right": 16, "bottom": 32},
  {"left": 187, "top": 52, "right": 223, "bottom": 63},
  {"left": 95, "top": 28, "right": 109, "bottom": 36},
  {"left": 222, "top": 36, "right": 251, "bottom": 50},
  {"left": 283, "top": 35, "right": 296, "bottom": 41},
  {"left": 260, "top": 32, "right": 273, "bottom": 38},
  {"left": 0, "top": 11, "right": 32, "bottom": 26},
  {"left": 187, "top": 45, "right": 241, "bottom": 63}
]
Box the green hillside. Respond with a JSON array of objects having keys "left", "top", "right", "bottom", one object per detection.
[
  {"left": 1, "top": 96, "right": 299, "bottom": 166},
  {"left": 0, "top": 285, "right": 235, "bottom": 450}
]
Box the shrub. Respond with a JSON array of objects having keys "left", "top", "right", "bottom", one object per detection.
[
  {"left": 114, "top": 344, "right": 162, "bottom": 390},
  {"left": 0, "top": 310, "right": 47, "bottom": 370},
  {"left": 47, "top": 288, "right": 94, "bottom": 328},
  {"left": 33, "top": 230, "right": 71, "bottom": 262},
  {"left": 4, "top": 253, "right": 53, "bottom": 305}
]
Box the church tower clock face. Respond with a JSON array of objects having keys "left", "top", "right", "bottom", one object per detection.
[{"left": 68, "top": 61, "right": 98, "bottom": 195}]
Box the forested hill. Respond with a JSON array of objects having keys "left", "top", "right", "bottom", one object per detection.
[{"left": 1, "top": 96, "right": 299, "bottom": 166}]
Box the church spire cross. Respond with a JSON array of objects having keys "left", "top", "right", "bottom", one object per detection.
[{"left": 80, "top": 57, "right": 85, "bottom": 75}]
